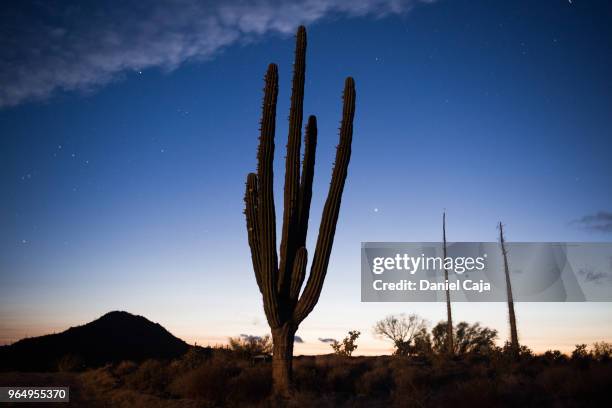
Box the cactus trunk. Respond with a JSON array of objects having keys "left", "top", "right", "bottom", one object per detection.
[
  {"left": 499, "top": 222, "right": 519, "bottom": 357},
  {"left": 244, "top": 25, "right": 355, "bottom": 396},
  {"left": 271, "top": 324, "right": 295, "bottom": 397}
]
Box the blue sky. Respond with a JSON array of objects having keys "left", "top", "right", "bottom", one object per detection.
[{"left": 1, "top": 0, "right": 612, "bottom": 353}]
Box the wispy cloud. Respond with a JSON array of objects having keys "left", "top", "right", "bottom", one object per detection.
[
  {"left": 319, "top": 337, "right": 336, "bottom": 343},
  {"left": 577, "top": 267, "right": 612, "bottom": 285},
  {"left": 239, "top": 333, "right": 266, "bottom": 341},
  {"left": 572, "top": 211, "right": 612, "bottom": 233},
  {"left": 0, "top": 0, "right": 434, "bottom": 109},
  {"left": 240, "top": 333, "right": 304, "bottom": 343}
]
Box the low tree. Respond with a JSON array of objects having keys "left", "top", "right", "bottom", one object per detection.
[
  {"left": 411, "top": 328, "right": 433, "bottom": 357},
  {"left": 331, "top": 330, "right": 361, "bottom": 357},
  {"left": 542, "top": 349, "right": 567, "bottom": 364},
  {"left": 229, "top": 334, "right": 273, "bottom": 359},
  {"left": 592, "top": 341, "right": 612, "bottom": 362},
  {"left": 571, "top": 344, "right": 589, "bottom": 361},
  {"left": 501, "top": 341, "right": 533, "bottom": 359},
  {"left": 373, "top": 314, "right": 427, "bottom": 356},
  {"left": 432, "top": 321, "right": 497, "bottom": 355}
]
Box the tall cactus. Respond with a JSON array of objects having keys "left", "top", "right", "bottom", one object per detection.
[
  {"left": 244, "top": 25, "right": 356, "bottom": 396},
  {"left": 499, "top": 222, "right": 519, "bottom": 357},
  {"left": 442, "top": 212, "right": 454, "bottom": 355}
]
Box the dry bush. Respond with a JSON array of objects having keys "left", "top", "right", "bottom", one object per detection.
[
  {"left": 168, "top": 355, "right": 240, "bottom": 403},
  {"left": 57, "top": 353, "right": 84, "bottom": 372},
  {"left": 113, "top": 360, "right": 138, "bottom": 377},
  {"left": 103, "top": 388, "right": 202, "bottom": 408},
  {"left": 497, "top": 372, "right": 529, "bottom": 401},
  {"left": 571, "top": 344, "right": 589, "bottom": 361},
  {"left": 293, "top": 357, "right": 320, "bottom": 391},
  {"left": 227, "top": 365, "right": 272, "bottom": 404},
  {"left": 592, "top": 341, "right": 612, "bottom": 361},
  {"left": 356, "top": 364, "right": 391, "bottom": 396},
  {"left": 390, "top": 364, "right": 427, "bottom": 408},
  {"left": 174, "top": 347, "right": 211, "bottom": 370},
  {"left": 440, "top": 377, "right": 497, "bottom": 408},
  {"left": 542, "top": 350, "right": 567, "bottom": 364},
  {"left": 79, "top": 366, "right": 120, "bottom": 400},
  {"left": 535, "top": 365, "right": 574, "bottom": 399},
  {"left": 331, "top": 331, "right": 361, "bottom": 357},
  {"left": 228, "top": 335, "right": 272, "bottom": 359},
  {"left": 325, "top": 364, "right": 354, "bottom": 393},
  {"left": 286, "top": 391, "right": 338, "bottom": 408},
  {"left": 65, "top": 347, "right": 612, "bottom": 407},
  {"left": 124, "top": 359, "right": 170, "bottom": 395},
  {"left": 80, "top": 366, "right": 117, "bottom": 388}
]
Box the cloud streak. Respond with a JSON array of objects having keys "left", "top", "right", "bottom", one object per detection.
[
  {"left": 0, "top": 0, "right": 433, "bottom": 109},
  {"left": 572, "top": 211, "right": 612, "bottom": 233}
]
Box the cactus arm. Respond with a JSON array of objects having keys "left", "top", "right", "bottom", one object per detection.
[
  {"left": 278, "top": 26, "right": 307, "bottom": 295},
  {"left": 257, "top": 63, "right": 281, "bottom": 328},
  {"left": 293, "top": 77, "right": 355, "bottom": 324},
  {"left": 289, "top": 247, "right": 308, "bottom": 302},
  {"left": 296, "top": 115, "right": 317, "bottom": 249},
  {"left": 244, "top": 173, "right": 263, "bottom": 292}
]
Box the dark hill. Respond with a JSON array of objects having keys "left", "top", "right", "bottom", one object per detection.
[{"left": 0, "top": 311, "right": 189, "bottom": 371}]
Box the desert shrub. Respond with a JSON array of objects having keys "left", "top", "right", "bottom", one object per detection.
[
  {"left": 580, "top": 363, "right": 612, "bottom": 402},
  {"left": 286, "top": 391, "right": 338, "bottom": 408},
  {"left": 113, "top": 360, "right": 138, "bottom": 377},
  {"left": 535, "top": 365, "right": 575, "bottom": 398},
  {"left": 71, "top": 345, "right": 612, "bottom": 407},
  {"left": 79, "top": 366, "right": 121, "bottom": 395},
  {"left": 442, "top": 377, "right": 498, "bottom": 408},
  {"left": 374, "top": 314, "right": 428, "bottom": 357},
  {"left": 57, "top": 353, "right": 84, "bottom": 372},
  {"left": 227, "top": 365, "right": 272, "bottom": 403},
  {"left": 325, "top": 364, "right": 354, "bottom": 393},
  {"left": 499, "top": 341, "right": 533, "bottom": 361},
  {"left": 169, "top": 355, "right": 240, "bottom": 403},
  {"left": 356, "top": 364, "right": 391, "bottom": 396},
  {"left": 517, "top": 344, "right": 534, "bottom": 359},
  {"left": 433, "top": 321, "right": 497, "bottom": 356},
  {"left": 592, "top": 341, "right": 612, "bottom": 362},
  {"left": 498, "top": 371, "right": 532, "bottom": 403},
  {"left": 391, "top": 364, "right": 427, "bottom": 408},
  {"left": 174, "top": 347, "right": 210, "bottom": 371},
  {"left": 331, "top": 330, "right": 360, "bottom": 357},
  {"left": 412, "top": 328, "right": 433, "bottom": 357},
  {"left": 228, "top": 334, "right": 272, "bottom": 359},
  {"left": 542, "top": 350, "right": 567, "bottom": 364},
  {"left": 533, "top": 363, "right": 612, "bottom": 404},
  {"left": 124, "top": 359, "right": 170, "bottom": 395},
  {"left": 293, "top": 357, "right": 320, "bottom": 391},
  {"left": 571, "top": 344, "right": 590, "bottom": 363}
]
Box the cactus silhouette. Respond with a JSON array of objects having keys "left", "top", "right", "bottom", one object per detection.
[
  {"left": 442, "top": 212, "right": 454, "bottom": 355},
  {"left": 499, "top": 222, "right": 519, "bottom": 357},
  {"left": 244, "top": 25, "right": 355, "bottom": 396}
]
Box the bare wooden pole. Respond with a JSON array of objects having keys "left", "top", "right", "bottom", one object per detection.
[
  {"left": 499, "top": 222, "right": 519, "bottom": 358},
  {"left": 443, "top": 211, "right": 454, "bottom": 355}
]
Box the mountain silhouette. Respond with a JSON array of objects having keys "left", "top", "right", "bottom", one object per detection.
[{"left": 0, "top": 311, "right": 189, "bottom": 371}]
